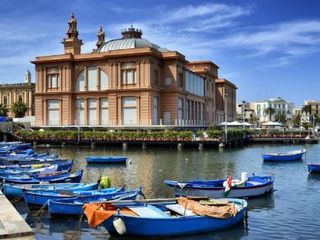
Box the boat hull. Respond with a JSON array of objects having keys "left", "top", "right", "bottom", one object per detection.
[
  {"left": 48, "top": 190, "right": 140, "bottom": 215},
  {"left": 24, "top": 187, "right": 123, "bottom": 206},
  {"left": 102, "top": 199, "right": 247, "bottom": 237},
  {"left": 3, "top": 170, "right": 83, "bottom": 184},
  {"left": 308, "top": 164, "right": 320, "bottom": 173},
  {"left": 262, "top": 149, "right": 306, "bottom": 162},
  {"left": 86, "top": 156, "right": 127, "bottom": 164},
  {"left": 165, "top": 176, "right": 274, "bottom": 198},
  {"left": 2, "top": 182, "right": 98, "bottom": 198}
]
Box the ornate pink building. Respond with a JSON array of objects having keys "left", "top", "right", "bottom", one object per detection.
[{"left": 32, "top": 14, "right": 236, "bottom": 127}]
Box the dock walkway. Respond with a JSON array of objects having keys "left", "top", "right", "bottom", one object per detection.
[{"left": 0, "top": 191, "right": 34, "bottom": 239}]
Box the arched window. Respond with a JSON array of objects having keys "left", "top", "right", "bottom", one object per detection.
[
  {"left": 76, "top": 70, "right": 85, "bottom": 91},
  {"left": 75, "top": 67, "right": 108, "bottom": 91},
  {"left": 18, "top": 95, "right": 23, "bottom": 102},
  {"left": 87, "top": 67, "right": 97, "bottom": 91}
]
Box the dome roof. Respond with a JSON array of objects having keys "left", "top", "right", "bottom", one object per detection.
[
  {"left": 98, "top": 26, "right": 168, "bottom": 53},
  {"left": 98, "top": 38, "right": 167, "bottom": 52}
]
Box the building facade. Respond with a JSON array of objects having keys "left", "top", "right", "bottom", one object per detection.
[
  {"left": 0, "top": 71, "right": 35, "bottom": 117},
  {"left": 250, "top": 97, "right": 294, "bottom": 123},
  {"left": 236, "top": 102, "right": 256, "bottom": 123},
  {"left": 33, "top": 14, "right": 236, "bottom": 127},
  {"left": 215, "top": 78, "right": 237, "bottom": 123}
]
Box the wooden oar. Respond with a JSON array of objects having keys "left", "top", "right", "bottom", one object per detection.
[{"left": 88, "top": 196, "right": 210, "bottom": 205}]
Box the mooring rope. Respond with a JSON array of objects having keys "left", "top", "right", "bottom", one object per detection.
[
  {"left": 73, "top": 209, "right": 84, "bottom": 240},
  {"left": 9, "top": 195, "right": 25, "bottom": 204},
  {"left": 32, "top": 200, "right": 49, "bottom": 218}
]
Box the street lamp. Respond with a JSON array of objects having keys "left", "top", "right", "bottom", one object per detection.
[
  {"left": 241, "top": 101, "right": 246, "bottom": 130},
  {"left": 76, "top": 97, "right": 81, "bottom": 143},
  {"left": 224, "top": 93, "right": 228, "bottom": 143}
]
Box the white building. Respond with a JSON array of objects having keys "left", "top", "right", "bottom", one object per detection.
[{"left": 249, "top": 97, "right": 294, "bottom": 123}]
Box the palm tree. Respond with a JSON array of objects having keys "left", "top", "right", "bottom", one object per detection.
[
  {"left": 292, "top": 113, "right": 301, "bottom": 127},
  {"left": 264, "top": 107, "right": 275, "bottom": 121},
  {"left": 302, "top": 104, "right": 312, "bottom": 115},
  {"left": 12, "top": 101, "right": 28, "bottom": 118},
  {"left": 0, "top": 104, "right": 8, "bottom": 117},
  {"left": 275, "top": 113, "right": 287, "bottom": 125},
  {"left": 301, "top": 104, "right": 312, "bottom": 123}
]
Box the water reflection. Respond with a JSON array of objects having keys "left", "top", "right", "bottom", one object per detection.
[
  {"left": 16, "top": 143, "right": 320, "bottom": 239},
  {"left": 307, "top": 172, "right": 320, "bottom": 181},
  {"left": 247, "top": 193, "right": 275, "bottom": 211}
]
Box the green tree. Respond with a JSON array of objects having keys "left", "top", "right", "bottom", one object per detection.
[
  {"left": 275, "top": 113, "right": 287, "bottom": 125},
  {"left": 264, "top": 107, "right": 275, "bottom": 121},
  {"left": 302, "top": 104, "right": 312, "bottom": 123},
  {"left": 301, "top": 104, "right": 312, "bottom": 115},
  {"left": 292, "top": 113, "right": 301, "bottom": 127},
  {"left": 302, "top": 122, "right": 311, "bottom": 130},
  {"left": 0, "top": 104, "right": 8, "bottom": 117},
  {"left": 12, "top": 101, "right": 28, "bottom": 118}
]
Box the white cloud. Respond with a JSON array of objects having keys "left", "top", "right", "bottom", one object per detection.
[
  {"left": 220, "top": 20, "right": 320, "bottom": 64},
  {"left": 163, "top": 3, "right": 251, "bottom": 23}
]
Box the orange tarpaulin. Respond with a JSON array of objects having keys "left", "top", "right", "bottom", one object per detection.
[
  {"left": 177, "top": 197, "right": 237, "bottom": 219},
  {"left": 83, "top": 203, "right": 137, "bottom": 228}
]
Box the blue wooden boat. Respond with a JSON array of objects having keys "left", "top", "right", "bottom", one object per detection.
[
  {"left": 24, "top": 186, "right": 124, "bottom": 206},
  {"left": 164, "top": 175, "right": 274, "bottom": 198},
  {"left": 262, "top": 149, "right": 306, "bottom": 162},
  {"left": 86, "top": 156, "right": 127, "bottom": 164},
  {"left": 0, "top": 152, "right": 59, "bottom": 162},
  {"left": 3, "top": 170, "right": 83, "bottom": 184},
  {"left": 0, "top": 159, "right": 73, "bottom": 172},
  {"left": 2, "top": 182, "right": 99, "bottom": 198},
  {"left": 0, "top": 143, "right": 31, "bottom": 154},
  {"left": 48, "top": 189, "right": 141, "bottom": 215},
  {"left": 0, "top": 165, "right": 60, "bottom": 177},
  {"left": 0, "top": 158, "right": 70, "bottom": 166},
  {"left": 308, "top": 164, "right": 320, "bottom": 173},
  {"left": 84, "top": 198, "right": 247, "bottom": 237}
]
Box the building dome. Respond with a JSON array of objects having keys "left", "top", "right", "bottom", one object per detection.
[{"left": 98, "top": 26, "right": 168, "bottom": 52}]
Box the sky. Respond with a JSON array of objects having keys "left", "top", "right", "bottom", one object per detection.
[{"left": 0, "top": 0, "right": 320, "bottom": 106}]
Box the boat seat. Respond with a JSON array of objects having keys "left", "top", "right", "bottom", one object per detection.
[
  {"left": 127, "top": 205, "right": 169, "bottom": 218},
  {"left": 246, "top": 181, "right": 262, "bottom": 186},
  {"left": 165, "top": 204, "right": 195, "bottom": 216}
]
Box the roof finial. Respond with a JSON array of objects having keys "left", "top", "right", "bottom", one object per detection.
[
  {"left": 121, "top": 26, "right": 142, "bottom": 39},
  {"left": 66, "top": 13, "right": 79, "bottom": 39},
  {"left": 96, "top": 26, "right": 105, "bottom": 50}
]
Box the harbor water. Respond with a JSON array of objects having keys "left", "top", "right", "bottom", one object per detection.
[{"left": 15, "top": 143, "right": 320, "bottom": 239}]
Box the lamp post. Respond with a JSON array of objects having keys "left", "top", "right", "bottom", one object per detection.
[
  {"left": 76, "top": 97, "right": 81, "bottom": 143},
  {"left": 241, "top": 101, "right": 246, "bottom": 130},
  {"left": 224, "top": 93, "right": 228, "bottom": 143}
]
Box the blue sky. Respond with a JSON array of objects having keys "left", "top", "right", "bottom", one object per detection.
[{"left": 1, "top": 0, "right": 320, "bottom": 106}]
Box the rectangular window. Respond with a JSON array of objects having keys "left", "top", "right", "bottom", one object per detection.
[
  {"left": 178, "top": 73, "right": 184, "bottom": 88},
  {"left": 152, "top": 96, "right": 158, "bottom": 125},
  {"left": 178, "top": 97, "right": 183, "bottom": 124},
  {"left": 47, "top": 99, "right": 60, "bottom": 126},
  {"left": 47, "top": 74, "right": 59, "bottom": 88},
  {"left": 47, "top": 68, "right": 59, "bottom": 88},
  {"left": 3, "top": 96, "right": 8, "bottom": 106},
  {"left": 122, "top": 97, "right": 136, "bottom": 125},
  {"left": 100, "top": 69, "right": 108, "bottom": 90},
  {"left": 122, "top": 69, "right": 136, "bottom": 84},
  {"left": 88, "top": 98, "right": 97, "bottom": 125},
  {"left": 121, "top": 63, "right": 136, "bottom": 84},
  {"left": 154, "top": 70, "right": 159, "bottom": 86},
  {"left": 185, "top": 70, "right": 204, "bottom": 96},
  {"left": 100, "top": 98, "right": 108, "bottom": 125},
  {"left": 165, "top": 76, "right": 172, "bottom": 86},
  {"left": 76, "top": 98, "right": 85, "bottom": 125}
]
